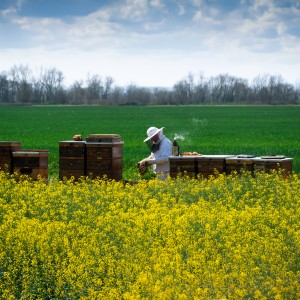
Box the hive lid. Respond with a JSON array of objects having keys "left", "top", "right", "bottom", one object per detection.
[
  {"left": 200, "top": 155, "right": 235, "bottom": 159},
  {"left": 237, "top": 154, "right": 256, "bottom": 158},
  {"left": 12, "top": 150, "right": 49, "bottom": 156},
  {"left": 260, "top": 155, "right": 286, "bottom": 159},
  {"left": 86, "top": 134, "right": 121, "bottom": 142}
]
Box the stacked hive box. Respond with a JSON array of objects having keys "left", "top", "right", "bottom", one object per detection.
[
  {"left": 225, "top": 155, "right": 256, "bottom": 174},
  {"left": 59, "top": 135, "right": 124, "bottom": 180},
  {"left": 59, "top": 141, "right": 86, "bottom": 180},
  {"left": 252, "top": 156, "right": 293, "bottom": 177},
  {"left": 85, "top": 134, "right": 123, "bottom": 180},
  {"left": 169, "top": 156, "right": 198, "bottom": 178},
  {"left": 169, "top": 155, "right": 234, "bottom": 178},
  {"left": 12, "top": 150, "right": 49, "bottom": 180},
  {"left": 225, "top": 155, "right": 294, "bottom": 175},
  {"left": 169, "top": 154, "right": 294, "bottom": 178},
  {"left": 197, "top": 155, "right": 235, "bottom": 178},
  {"left": 0, "top": 141, "right": 21, "bottom": 173}
]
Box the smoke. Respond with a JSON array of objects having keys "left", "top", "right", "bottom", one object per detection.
[
  {"left": 174, "top": 133, "right": 185, "bottom": 141},
  {"left": 192, "top": 118, "right": 208, "bottom": 126}
]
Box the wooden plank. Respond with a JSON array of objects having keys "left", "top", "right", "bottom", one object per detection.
[
  {"left": 59, "top": 158, "right": 85, "bottom": 170},
  {"left": 252, "top": 157, "right": 293, "bottom": 176},
  {"left": 86, "top": 134, "right": 121, "bottom": 142},
  {"left": 169, "top": 157, "right": 197, "bottom": 173},
  {"left": 13, "top": 151, "right": 49, "bottom": 167},
  {"left": 59, "top": 141, "right": 86, "bottom": 158},
  {"left": 225, "top": 156, "right": 255, "bottom": 174},
  {"left": 86, "top": 142, "right": 123, "bottom": 159}
]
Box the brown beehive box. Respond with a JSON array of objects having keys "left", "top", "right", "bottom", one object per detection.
[
  {"left": 59, "top": 157, "right": 85, "bottom": 170},
  {"left": 59, "top": 169, "right": 86, "bottom": 180},
  {"left": 169, "top": 156, "right": 198, "bottom": 178},
  {"left": 12, "top": 150, "right": 49, "bottom": 180},
  {"left": 86, "top": 158, "right": 113, "bottom": 170},
  {"left": 252, "top": 156, "right": 293, "bottom": 176},
  {"left": 86, "top": 134, "right": 121, "bottom": 143},
  {"left": 197, "top": 155, "right": 235, "bottom": 178},
  {"left": 86, "top": 142, "right": 123, "bottom": 159},
  {"left": 86, "top": 158, "right": 122, "bottom": 180},
  {"left": 0, "top": 141, "right": 21, "bottom": 173},
  {"left": 86, "top": 141, "right": 123, "bottom": 180},
  {"left": 59, "top": 141, "right": 86, "bottom": 180},
  {"left": 0, "top": 141, "right": 21, "bottom": 153},
  {"left": 59, "top": 141, "right": 86, "bottom": 157},
  {"left": 225, "top": 156, "right": 256, "bottom": 174}
]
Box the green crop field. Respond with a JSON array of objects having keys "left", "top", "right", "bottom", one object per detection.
[
  {"left": 0, "top": 105, "right": 299, "bottom": 179},
  {"left": 1, "top": 105, "right": 300, "bottom": 299}
]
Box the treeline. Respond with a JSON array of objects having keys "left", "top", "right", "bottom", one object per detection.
[{"left": 1, "top": 64, "right": 299, "bottom": 105}]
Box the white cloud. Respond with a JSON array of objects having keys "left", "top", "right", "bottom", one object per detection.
[
  {"left": 0, "top": 0, "right": 299, "bottom": 87},
  {"left": 178, "top": 4, "right": 186, "bottom": 15},
  {"left": 192, "top": 6, "right": 221, "bottom": 25},
  {"left": 16, "top": 0, "right": 26, "bottom": 11},
  {"left": 119, "top": 0, "right": 149, "bottom": 20},
  {"left": 190, "top": 0, "right": 202, "bottom": 7},
  {"left": 143, "top": 19, "right": 166, "bottom": 30},
  {"left": 0, "top": 0, "right": 25, "bottom": 18},
  {"left": 0, "top": 7, "right": 17, "bottom": 18},
  {"left": 276, "top": 22, "right": 287, "bottom": 35},
  {"left": 150, "top": 0, "right": 165, "bottom": 9},
  {"left": 12, "top": 16, "right": 64, "bottom": 31},
  {"left": 2, "top": 39, "right": 299, "bottom": 88}
]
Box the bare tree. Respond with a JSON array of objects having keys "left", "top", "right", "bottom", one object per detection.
[
  {"left": 125, "top": 84, "right": 151, "bottom": 105},
  {"left": 86, "top": 74, "right": 103, "bottom": 104},
  {"left": 151, "top": 88, "right": 173, "bottom": 105},
  {"left": 173, "top": 75, "right": 194, "bottom": 104},
  {"left": 17, "top": 64, "right": 33, "bottom": 103},
  {"left": 194, "top": 72, "right": 209, "bottom": 104},
  {"left": 252, "top": 74, "right": 271, "bottom": 104},
  {"left": 7, "top": 65, "right": 21, "bottom": 103},
  {"left": 0, "top": 63, "right": 299, "bottom": 105},
  {"left": 208, "top": 74, "right": 236, "bottom": 103},
  {"left": 110, "top": 85, "right": 125, "bottom": 104},
  {"left": 0, "top": 72, "right": 9, "bottom": 103},
  {"left": 230, "top": 78, "right": 250, "bottom": 103},
  {"left": 31, "top": 77, "right": 43, "bottom": 104},
  {"left": 38, "top": 67, "right": 65, "bottom": 104},
  {"left": 266, "top": 75, "right": 297, "bottom": 104},
  {"left": 102, "top": 76, "right": 114, "bottom": 101},
  {"left": 69, "top": 81, "right": 85, "bottom": 104}
]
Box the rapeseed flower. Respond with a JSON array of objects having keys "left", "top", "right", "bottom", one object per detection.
[{"left": 0, "top": 171, "right": 299, "bottom": 299}]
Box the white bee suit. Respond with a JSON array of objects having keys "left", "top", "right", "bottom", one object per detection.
[{"left": 147, "top": 133, "right": 172, "bottom": 179}]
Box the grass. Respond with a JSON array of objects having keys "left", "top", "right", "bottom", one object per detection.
[
  {"left": 0, "top": 105, "right": 300, "bottom": 298},
  {"left": 0, "top": 105, "right": 299, "bottom": 179}
]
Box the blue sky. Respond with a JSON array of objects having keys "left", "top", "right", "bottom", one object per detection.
[{"left": 0, "top": 0, "right": 300, "bottom": 87}]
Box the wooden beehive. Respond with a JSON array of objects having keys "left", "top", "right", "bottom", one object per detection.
[
  {"left": 252, "top": 156, "right": 293, "bottom": 177},
  {"left": 85, "top": 140, "right": 123, "bottom": 180},
  {"left": 59, "top": 141, "right": 86, "bottom": 180},
  {"left": 0, "top": 141, "right": 21, "bottom": 173},
  {"left": 169, "top": 156, "right": 199, "bottom": 178},
  {"left": 225, "top": 155, "right": 256, "bottom": 174},
  {"left": 197, "top": 155, "right": 235, "bottom": 178},
  {"left": 86, "top": 134, "right": 122, "bottom": 143},
  {"left": 12, "top": 150, "right": 49, "bottom": 180}
]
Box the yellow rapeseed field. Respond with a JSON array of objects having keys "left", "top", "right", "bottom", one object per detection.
[{"left": 0, "top": 171, "right": 299, "bottom": 299}]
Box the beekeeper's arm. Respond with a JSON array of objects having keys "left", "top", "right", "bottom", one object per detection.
[{"left": 147, "top": 148, "right": 169, "bottom": 166}]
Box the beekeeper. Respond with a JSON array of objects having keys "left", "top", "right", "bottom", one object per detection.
[{"left": 138, "top": 126, "right": 172, "bottom": 180}]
